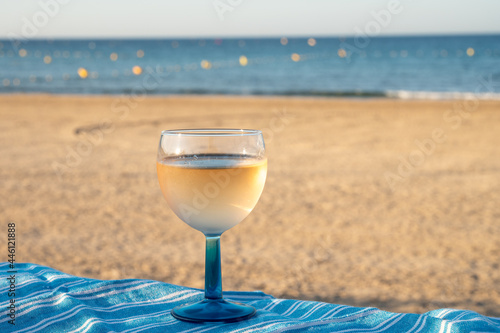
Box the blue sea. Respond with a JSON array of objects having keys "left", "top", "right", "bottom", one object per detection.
[{"left": 0, "top": 35, "right": 499, "bottom": 98}]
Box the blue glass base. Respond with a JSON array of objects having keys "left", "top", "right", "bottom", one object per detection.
[{"left": 171, "top": 298, "right": 256, "bottom": 323}]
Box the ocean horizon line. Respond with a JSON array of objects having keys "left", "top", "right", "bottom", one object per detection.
[{"left": 2, "top": 32, "right": 500, "bottom": 42}]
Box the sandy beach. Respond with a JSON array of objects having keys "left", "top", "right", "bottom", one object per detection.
[{"left": 1, "top": 94, "right": 499, "bottom": 316}]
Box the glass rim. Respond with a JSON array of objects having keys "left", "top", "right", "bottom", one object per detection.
[{"left": 161, "top": 128, "right": 262, "bottom": 137}]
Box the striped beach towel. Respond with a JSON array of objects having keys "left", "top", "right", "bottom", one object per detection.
[{"left": 1, "top": 263, "right": 499, "bottom": 332}]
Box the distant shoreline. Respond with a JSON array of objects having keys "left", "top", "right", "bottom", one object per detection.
[{"left": 1, "top": 91, "right": 500, "bottom": 101}]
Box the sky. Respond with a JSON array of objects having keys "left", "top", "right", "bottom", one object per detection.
[{"left": 1, "top": 0, "right": 500, "bottom": 39}]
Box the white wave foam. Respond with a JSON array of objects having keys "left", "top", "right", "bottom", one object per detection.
[{"left": 386, "top": 90, "right": 500, "bottom": 100}]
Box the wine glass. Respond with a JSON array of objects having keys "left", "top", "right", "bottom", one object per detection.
[{"left": 157, "top": 129, "right": 267, "bottom": 322}]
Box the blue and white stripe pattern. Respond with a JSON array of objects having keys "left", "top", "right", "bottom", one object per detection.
[{"left": 1, "top": 263, "right": 499, "bottom": 332}]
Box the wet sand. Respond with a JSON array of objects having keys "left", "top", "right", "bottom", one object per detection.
[{"left": 1, "top": 94, "right": 499, "bottom": 316}]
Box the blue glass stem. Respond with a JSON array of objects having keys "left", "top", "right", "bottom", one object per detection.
[
  {"left": 205, "top": 236, "right": 223, "bottom": 300},
  {"left": 171, "top": 234, "right": 256, "bottom": 322}
]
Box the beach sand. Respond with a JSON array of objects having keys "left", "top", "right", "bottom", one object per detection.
[{"left": 1, "top": 94, "right": 499, "bottom": 316}]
